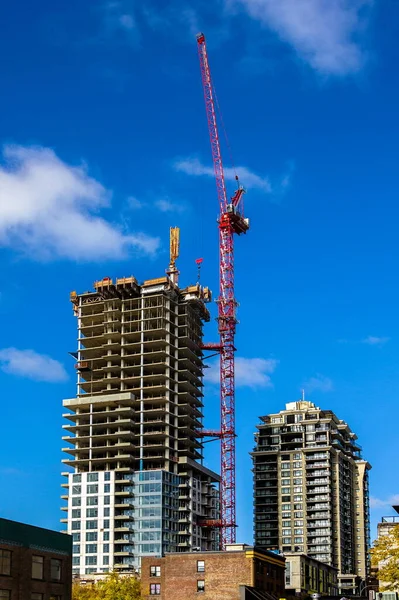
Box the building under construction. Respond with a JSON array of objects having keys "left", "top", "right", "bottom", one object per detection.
[{"left": 61, "top": 229, "right": 220, "bottom": 575}]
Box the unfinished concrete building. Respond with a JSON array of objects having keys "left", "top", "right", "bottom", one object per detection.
[
  {"left": 61, "top": 247, "right": 220, "bottom": 575},
  {"left": 252, "top": 400, "right": 371, "bottom": 592}
]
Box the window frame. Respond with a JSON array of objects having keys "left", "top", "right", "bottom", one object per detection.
[
  {"left": 197, "top": 560, "right": 205, "bottom": 573},
  {"left": 0, "top": 591, "right": 11, "bottom": 600},
  {"left": 197, "top": 580, "right": 205, "bottom": 593},
  {"left": 0, "top": 550, "right": 11, "bottom": 576},
  {"left": 150, "top": 565, "right": 161, "bottom": 577},
  {"left": 150, "top": 583, "right": 161, "bottom": 595},
  {"left": 50, "top": 558, "right": 62, "bottom": 582},
  {"left": 31, "top": 555, "right": 44, "bottom": 580}
]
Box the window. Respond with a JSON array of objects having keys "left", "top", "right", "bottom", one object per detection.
[
  {"left": 85, "top": 556, "right": 97, "bottom": 565},
  {"left": 50, "top": 559, "right": 62, "bottom": 581},
  {"left": 104, "top": 496, "right": 110, "bottom": 505},
  {"left": 32, "top": 555, "right": 44, "bottom": 580},
  {"left": 103, "top": 556, "right": 109, "bottom": 565},
  {"left": 72, "top": 485, "right": 81, "bottom": 495},
  {"left": 71, "top": 521, "right": 81, "bottom": 530},
  {"left": 103, "top": 520, "right": 110, "bottom": 529},
  {"left": 197, "top": 560, "right": 205, "bottom": 572},
  {"left": 72, "top": 557, "right": 80, "bottom": 566},
  {"left": 103, "top": 544, "right": 109, "bottom": 553},
  {"left": 72, "top": 533, "right": 81, "bottom": 542},
  {"left": 86, "top": 544, "right": 98, "bottom": 554},
  {"left": 72, "top": 497, "right": 81, "bottom": 507},
  {"left": 86, "top": 508, "right": 98, "bottom": 518},
  {"left": 31, "top": 594, "right": 43, "bottom": 600},
  {"left": 0, "top": 592, "right": 10, "bottom": 600},
  {"left": 72, "top": 509, "right": 81, "bottom": 519},
  {"left": 150, "top": 584, "right": 161, "bottom": 595},
  {"left": 103, "top": 532, "right": 110, "bottom": 541},
  {"left": 86, "top": 532, "right": 98, "bottom": 541},
  {"left": 87, "top": 473, "right": 99, "bottom": 482},
  {"left": 87, "top": 496, "right": 98, "bottom": 506},
  {"left": 87, "top": 484, "right": 98, "bottom": 494},
  {"left": 150, "top": 566, "right": 161, "bottom": 577},
  {"left": 104, "top": 484, "right": 110, "bottom": 493},
  {"left": 197, "top": 580, "right": 205, "bottom": 593},
  {"left": 73, "top": 474, "right": 81, "bottom": 483},
  {"left": 104, "top": 472, "right": 111, "bottom": 481},
  {"left": 0, "top": 550, "right": 11, "bottom": 575},
  {"left": 86, "top": 520, "right": 98, "bottom": 529},
  {"left": 73, "top": 545, "right": 80, "bottom": 554},
  {"left": 104, "top": 507, "right": 110, "bottom": 517}
]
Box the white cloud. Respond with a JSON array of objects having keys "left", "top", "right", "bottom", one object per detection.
[
  {"left": 0, "top": 348, "right": 68, "bottom": 383},
  {"left": 175, "top": 157, "right": 272, "bottom": 192},
  {"left": 155, "top": 198, "right": 185, "bottom": 213},
  {"left": 362, "top": 336, "right": 390, "bottom": 346},
  {"left": 127, "top": 196, "right": 146, "bottom": 209},
  {"left": 0, "top": 145, "right": 159, "bottom": 261},
  {"left": 119, "top": 13, "right": 135, "bottom": 30},
  {"left": 206, "top": 357, "right": 279, "bottom": 389},
  {"left": 228, "top": 0, "right": 372, "bottom": 75},
  {"left": 370, "top": 495, "right": 399, "bottom": 509},
  {"left": 302, "top": 374, "right": 333, "bottom": 393}
]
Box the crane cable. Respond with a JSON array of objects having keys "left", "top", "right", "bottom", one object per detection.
[{"left": 211, "top": 79, "right": 240, "bottom": 190}]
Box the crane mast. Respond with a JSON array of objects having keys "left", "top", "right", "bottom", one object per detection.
[{"left": 196, "top": 32, "right": 249, "bottom": 547}]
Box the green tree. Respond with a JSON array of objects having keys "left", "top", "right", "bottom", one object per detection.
[
  {"left": 371, "top": 524, "right": 399, "bottom": 591},
  {"left": 72, "top": 571, "right": 142, "bottom": 600}
]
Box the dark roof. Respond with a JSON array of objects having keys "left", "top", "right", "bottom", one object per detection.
[
  {"left": 393, "top": 505, "right": 399, "bottom": 515},
  {"left": 0, "top": 518, "right": 72, "bottom": 555}
]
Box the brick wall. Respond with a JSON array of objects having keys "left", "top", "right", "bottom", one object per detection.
[
  {"left": 141, "top": 550, "right": 285, "bottom": 600},
  {"left": 0, "top": 542, "right": 72, "bottom": 600}
]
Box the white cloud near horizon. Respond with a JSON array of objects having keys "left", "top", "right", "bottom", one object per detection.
[
  {"left": 174, "top": 157, "right": 272, "bottom": 192},
  {"left": 0, "top": 348, "right": 68, "bottom": 383},
  {"left": 228, "top": 0, "right": 372, "bottom": 75},
  {"left": 0, "top": 145, "right": 159, "bottom": 261},
  {"left": 302, "top": 374, "right": 333, "bottom": 394},
  {"left": 362, "top": 335, "right": 390, "bottom": 346},
  {"left": 206, "top": 357, "right": 279, "bottom": 388},
  {"left": 338, "top": 335, "right": 390, "bottom": 346},
  {"left": 155, "top": 198, "right": 186, "bottom": 213},
  {"left": 370, "top": 495, "right": 399, "bottom": 509}
]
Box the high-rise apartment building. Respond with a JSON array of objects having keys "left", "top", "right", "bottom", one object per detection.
[
  {"left": 61, "top": 274, "right": 220, "bottom": 576},
  {"left": 252, "top": 400, "right": 371, "bottom": 585}
]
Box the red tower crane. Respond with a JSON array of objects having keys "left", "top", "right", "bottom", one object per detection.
[{"left": 196, "top": 32, "right": 250, "bottom": 547}]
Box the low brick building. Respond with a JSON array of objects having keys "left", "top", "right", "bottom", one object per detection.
[
  {"left": 0, "top": 517, "right": 72, "bottom": 600},
  {"left": 141, "top": 543, "right": 285, "bottom": 600}
]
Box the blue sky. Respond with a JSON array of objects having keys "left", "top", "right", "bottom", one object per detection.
[{"left": 0, "top": 0, "right": 398, "bottom": 544}]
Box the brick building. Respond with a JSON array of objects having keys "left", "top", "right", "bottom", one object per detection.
[
  {"left": 0, "top": 518, "right": 72, "bottom": 600},
  {"left": 141, "top": 543, "right": 285, "bottom": 600}
]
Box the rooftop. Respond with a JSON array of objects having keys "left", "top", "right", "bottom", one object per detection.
[{"left": 0, "top": 517, "right": 72, "bottom": 555}]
